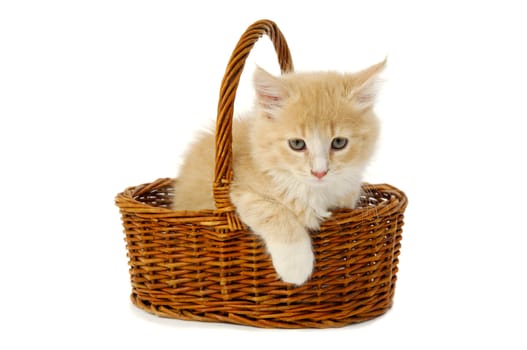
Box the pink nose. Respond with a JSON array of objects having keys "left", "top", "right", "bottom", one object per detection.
[{"left": 311, "top": 170, "right": 328, "bottom": 179}]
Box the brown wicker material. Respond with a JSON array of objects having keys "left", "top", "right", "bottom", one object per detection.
[{"left": 115, "top": 19, "right": 408, "bottom": 329}]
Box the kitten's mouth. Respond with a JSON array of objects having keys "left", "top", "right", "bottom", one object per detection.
[{"left": 308, "top": 176, "right": 329, "bottom": 185}]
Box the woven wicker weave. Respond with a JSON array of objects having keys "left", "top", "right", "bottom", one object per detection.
[{"left": 115, "top": 19, "right": 408, "bottom": 328}]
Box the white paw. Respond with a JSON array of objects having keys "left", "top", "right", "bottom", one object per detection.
[{"left": 267, "top": 237, "right": 315, "bottom": 285}]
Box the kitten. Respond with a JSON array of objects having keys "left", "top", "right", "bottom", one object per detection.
[{"left": 173, "top": 60, "right": 385, "bottom": 285}]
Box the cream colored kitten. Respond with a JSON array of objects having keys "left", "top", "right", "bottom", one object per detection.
[{"left": 173, "top": 60, "right": 385, "bottom": 285}]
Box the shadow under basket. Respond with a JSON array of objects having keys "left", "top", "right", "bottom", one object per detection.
[
  {"left": 116, "top": 178, "right": 408, "bottom": 328},
  {"left": 115, "top": 19, "right": 408, "bottom": 328}
]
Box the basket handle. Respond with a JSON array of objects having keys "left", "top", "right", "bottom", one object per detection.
[{"left": 213, "top": 20, "right": 294, "bottom": 218}]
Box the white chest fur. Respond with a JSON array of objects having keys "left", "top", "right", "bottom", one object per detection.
[{"left": 269, "top": 171, "right": 359, "bottom": 230}]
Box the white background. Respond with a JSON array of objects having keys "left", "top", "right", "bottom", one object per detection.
[{"left": 1, "top": 1, "right": 526, "bottom": 349}]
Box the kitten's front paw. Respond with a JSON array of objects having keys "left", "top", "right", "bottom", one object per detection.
[{"left": 267, "top": 237, "right": 315, "bottom": 285}]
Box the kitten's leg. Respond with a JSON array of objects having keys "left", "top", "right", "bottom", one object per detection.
[{"left": 231, "top": 189, "right": 314, "bottom": 285}]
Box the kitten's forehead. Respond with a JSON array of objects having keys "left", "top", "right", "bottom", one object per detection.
[
  {"left": 279, "top": 76, "right": 358, "bottom": 124},
  {"left": 301, "top": 120, "right": 337, "bottom": 137},
  {"left": 281, "top": 102, "right": 357, "bottom": 137}
]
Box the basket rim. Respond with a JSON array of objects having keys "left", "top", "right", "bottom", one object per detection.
[{"left": 115, "top": 177, "right": 407, "bottom": 224}]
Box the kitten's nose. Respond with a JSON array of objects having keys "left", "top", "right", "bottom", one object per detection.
[{"left": 311, "top": 170, "right": 328, "bottom": 179}]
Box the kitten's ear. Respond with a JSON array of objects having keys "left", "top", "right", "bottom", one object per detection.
[
  {"left": 347, "top": 58, "right": 387, "bottom": 110},
  {"left": 253, "top": 66, "right": 286, "bottom": 118}
]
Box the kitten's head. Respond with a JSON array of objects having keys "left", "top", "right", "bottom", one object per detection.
[{"left": 250, "top": 59, "right": 385, "bottom": 188}]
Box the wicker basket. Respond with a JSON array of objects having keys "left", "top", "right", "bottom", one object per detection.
[{"left": 115, "top": 19, "right": 408, "bottom": 329}]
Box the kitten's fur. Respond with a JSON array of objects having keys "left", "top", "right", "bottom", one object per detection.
[{"left": 173, "top": 60, "right": 385, "bottom": 285}]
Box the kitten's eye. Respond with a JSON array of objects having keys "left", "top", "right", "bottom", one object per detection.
[
  {"left": 331, "top": 137, "right": 348, "bottom": 150},
  {"left": 288, "top": 139, "right": 306, "bottom": 151}
]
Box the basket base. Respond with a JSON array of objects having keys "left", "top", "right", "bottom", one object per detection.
[{"left": 130, "top": 292, "right": 394, "bottom": 329}]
